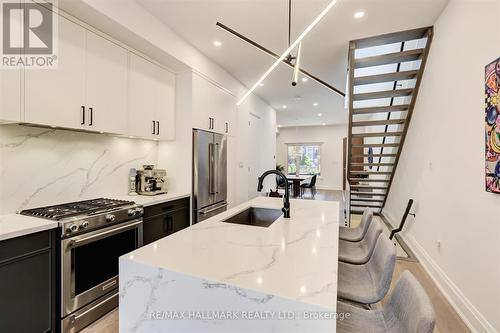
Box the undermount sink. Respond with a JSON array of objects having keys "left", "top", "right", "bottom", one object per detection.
[{"left": 222, "top": 207, "right": 283, "bottom": 228}]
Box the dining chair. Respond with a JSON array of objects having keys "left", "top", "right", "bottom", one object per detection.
[
  {"left": 338, "top": 218, "right": 383, "bottom": 264},
  {"left": 337, "top": 233, "right": 396, "bottom": 305},
  {"left": 339, "top": 207, "right": 373, "bottom": 242},
  {"left": 337, "top": 271, "right": 436, "bottom": 333},
  {"left": 299, "top": 174, "right": 317, "bottom": 198}
]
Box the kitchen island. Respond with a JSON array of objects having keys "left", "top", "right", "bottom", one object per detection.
[{"left": 119, "top": 197, "right": 340, "bottom": 332}]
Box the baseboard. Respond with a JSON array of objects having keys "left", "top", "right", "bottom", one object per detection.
[
  {"left": 316, "top": 185, "right": 342, "bottom": 191},
  {"left": 400, "top": 232, "right": 497, "bottom": 333}
]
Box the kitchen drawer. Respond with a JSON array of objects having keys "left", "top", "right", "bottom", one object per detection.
[
  {"left": 143, "top": 197, "right": 189, "bottom": 219},
  {"left": 0, "top": 230, "right": 51, "bottom": 264}
]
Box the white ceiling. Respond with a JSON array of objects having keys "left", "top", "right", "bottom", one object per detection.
[{"left": 136, "top": 0, "right": 448, "bottom": 126}]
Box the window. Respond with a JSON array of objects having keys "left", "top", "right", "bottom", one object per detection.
[{"left": 287, "top": 144, "right": 321, "bottom": 175}]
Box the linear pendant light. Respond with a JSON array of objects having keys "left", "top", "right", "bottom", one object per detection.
[
  {"left": 236, "top": 0, "right": 340, "bottom": 106},
  {"left": 291, "top": 42, "right": 302, "bottom": 86}
]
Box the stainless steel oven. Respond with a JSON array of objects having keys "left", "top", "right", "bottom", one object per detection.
[{"left": 61, "top": 218, "right": 143, "bottom": 332}]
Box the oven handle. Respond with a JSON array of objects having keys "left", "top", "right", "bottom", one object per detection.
[
  {"left": 68, "top": 220, "right": 142, "bottom": 248},
  {"left": 70, "top": 291, "right": 117, "bottom": 323}
]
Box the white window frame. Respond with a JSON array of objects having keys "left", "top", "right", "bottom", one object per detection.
[{"left": 285, "top": 142, "right": 322, "bottom": 176}]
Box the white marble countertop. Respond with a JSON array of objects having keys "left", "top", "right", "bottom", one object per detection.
[
  {"left": 0, "top": 214, "right": 59, "bottom": 242},
  {"left": 112, "top": 192, "right": 191, "bottom": 207},
  {"left": 124, "top": 196, "right": 339, "bottom": 310}
]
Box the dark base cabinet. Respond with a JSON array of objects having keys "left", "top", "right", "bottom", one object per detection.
[
  {"left": 0, "top": 230, "right": 56, "bottom": 333},
  {"left": 142, "top": 197, "right": 190, "bottom": 245}
]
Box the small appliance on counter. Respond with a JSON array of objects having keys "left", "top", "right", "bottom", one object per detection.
[{"left": 136, "top": 164, "right": 168, "bottom": 196}]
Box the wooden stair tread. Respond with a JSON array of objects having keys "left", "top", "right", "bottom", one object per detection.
[
  {"left": 351, "top": 143, "right": 400, "bottom": 148},
  {"left": 352, "top": 131, "right": 404, "bottom": 138},
  {"left": 351, "top": 162, "right": 394, "bottom": 166},
  {"left": 351, "top": 204, "right": 383, "bottom": 208},
  {"left": 350, "top": 185, "right": 389, "bottom": 189},
  {"left": 350, "top": 198, "right": 385, "bottom": 203},
  {"left": 351, "top": 153, "right": 398, "bottom": 157},
  {"left": 349, "top": 178, "right": 390, "bottom": 182},
  {"left": 352, "top": 105, "right": 410, "bottom": 115},
  {"left": 353, "top": 27, "right": 431, "bottom": 49},
  {"left": 350, "top": 171, "right": 392, "bottom": 175},
  {"left": 355, "top": 49, "right": 424, "bottom": 68},
  {"left": 354, "top": 70, "right": 419, "bottom": 86},
  {"left": 353, "top": 89, "right": 413, "bottom": 101},
  {"left": 352, "top": 119, "right": 406, "bottom": 127}
]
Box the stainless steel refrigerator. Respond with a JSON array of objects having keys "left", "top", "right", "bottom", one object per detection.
[{"left": 193, "top": 129, "right": 227, "bottom": 223}]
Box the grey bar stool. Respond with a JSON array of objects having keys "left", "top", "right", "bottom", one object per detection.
[
  {"left": 338, "top": 218, "right": 383, "bottom": 264},
  {"left": 337, "top": 233, "right": 396, "bottom": 305},
  {"left": 337, "top": 271, "right": 436, "bottom": 333},
  {"left": 339, "top": 207, "right": 373, "bottom": 242}
]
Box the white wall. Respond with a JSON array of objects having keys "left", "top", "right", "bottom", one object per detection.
[
  {"left": 276, "top": 125, "right": 347, "bottom": 190},
  {"left": 0, "top": 125, "right": 157, "bottom": 214},
  {"left": 383, "top": 1, "right": 500, "bottom": 331}
]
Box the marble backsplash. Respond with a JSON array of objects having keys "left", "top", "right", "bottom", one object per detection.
[{"left": 0, "top": 124, "right": 158, "bottom": 215}]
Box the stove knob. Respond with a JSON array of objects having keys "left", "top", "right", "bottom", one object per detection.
[
  {"left": 82, "top": 221, "right": 89, "bottom": 229},
  {"left": 135, "top": 207, "right": 144, "bottom": 215},
  {"left": 106, "top": 214, "right": 116, "bottom": 222},
  {"left": 68, "top": 224, "right": 78, "bottom": 233},
  {"left": 127, "top": 209, "right": 136, "bottom": 216}
]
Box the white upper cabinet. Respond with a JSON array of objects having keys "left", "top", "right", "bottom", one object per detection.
[
  {"left": 25, "top": 14, "right": 86, "bottom": 129},
  {"left": 85, "top": 32, "right": 128, "bottom": 134},
  {"left": 0, "top": 67, "right": 22, "bottom": 123},
  {"left": 0, "top": 1, "right": 22, "bottom": 123},
  {"left": 128, "top": 53, "right": 175, "bottom": 140},
  {"left": 192, "top": 73, "right": 236, "bottom": 136}
]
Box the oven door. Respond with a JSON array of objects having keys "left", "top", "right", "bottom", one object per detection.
[{"left": 61, "top": 218, "right": 143, "bottom": 317}]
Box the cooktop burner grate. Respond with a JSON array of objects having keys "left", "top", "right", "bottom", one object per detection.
[{"left": 20, "top": 198, "right": 135, "bottom": 220}]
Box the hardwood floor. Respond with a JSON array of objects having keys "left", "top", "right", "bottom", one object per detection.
[{"left": 81, "top": 190, "right": 470, "bottom": 333}]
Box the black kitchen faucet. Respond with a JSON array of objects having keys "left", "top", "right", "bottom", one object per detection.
[{"left": 257, "top": 170, "right": 291, "bottom": 218}]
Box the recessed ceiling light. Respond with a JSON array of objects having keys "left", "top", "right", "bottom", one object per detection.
[
  {"left": 282, "top": 105, "right": 287, "bottom": 109},
  {"left": 278, "top": 124, "right": 282, "bottom": 128},
  {"left": 313, "top": 102, "right": 319, "bottom": 106},
  {"left": 129, "top": 136, "right": 135, "bottom": 139},
  {"left": 301, "top": 77, "right": 308, "bottom": 83},
  {"left": 213, "top": 40, "right": 222, "bottom": 47},
  {"left": 322, "top": 123, "right": 326, "bottom": 126},
  {"left": 318, "top": 113, "right": 323, "bottom": 117},
  {"left": 259, "top": 83, "right": 264, "bottom": 87},
  {"left": 354, "top": 11, "right": 365, "bottom": 19}
]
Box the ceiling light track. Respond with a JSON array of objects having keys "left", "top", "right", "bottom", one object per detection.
[{"left": 215, "top": 22, "right": 345, "bottom": 98}]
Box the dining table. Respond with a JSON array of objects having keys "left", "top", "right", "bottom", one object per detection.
[{"left": 287, "top": 175, "right": 307, "bottom": 198}]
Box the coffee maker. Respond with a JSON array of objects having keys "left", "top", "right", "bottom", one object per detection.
[{"left": 136, "top": 165, "right": 167, "bottom": 195}]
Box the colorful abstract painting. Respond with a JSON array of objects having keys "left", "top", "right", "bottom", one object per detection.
[{"left": 485, "top": 57, "right": 500, "bottom": 193}]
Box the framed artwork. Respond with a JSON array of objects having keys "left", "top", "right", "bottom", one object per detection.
[{"left": 485, "top": 57, "right": 500, "bottom": 193}]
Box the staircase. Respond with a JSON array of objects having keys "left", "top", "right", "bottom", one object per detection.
[{"left": 346, "top": 27, "right": 434, "bottom": 215}]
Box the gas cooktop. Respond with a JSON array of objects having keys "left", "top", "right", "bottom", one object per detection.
[{"left": 20, "top": 198, "right": 135, "bottom": 220}]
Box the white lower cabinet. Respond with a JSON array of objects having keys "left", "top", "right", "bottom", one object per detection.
[
  {"left": 128, "top": 53, "right": 175, "bottom": 140},
  {"left": 192, "top": 72, "right": 236, "bottom": 136}
]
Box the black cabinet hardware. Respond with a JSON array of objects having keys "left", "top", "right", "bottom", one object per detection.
[
  {"left": 225, "top": 122, "right": 228, "bottom": 133},
  {"left": 156, "top": 121, "right": 160, "bottom": 135},
  {"left": 89, "top": 107, "right": 93, "bottom": 126},
  {"left": 152, "top": 120, "right": 156, "bottom": 135},
  {"left": 81, "top": 106, "right": 86, "bottom": 125}
]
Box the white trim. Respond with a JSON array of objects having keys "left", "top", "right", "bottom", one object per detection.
[{"left": 381, "top": 212, "right": 498, "bottom": 333}]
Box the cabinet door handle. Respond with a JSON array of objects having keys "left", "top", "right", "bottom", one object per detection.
[
  {"left": 225, "top": 122, "right": 228, "bottom": 133},
  {"left": 81, "top": 106, "right": 85, "bottom": 125},
  {"left": 208, "top": 118, "right": 212, "bottom": 129},
  {"left": 152, "top": 120, "right": 156, "bottom": 135},
  {"left": 156, "top": 121, "right": 160, "bottom": 135},
  {"left": 89, "top": 107, "right": 93, "bottom": 126}
]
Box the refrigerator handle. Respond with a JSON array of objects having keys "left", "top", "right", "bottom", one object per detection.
[
  {"left": 214, "top": 143, "right": 219, "bottom": 194},
  {"left": 208, "top": 143, "right": 215, "bottom": 195}
]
